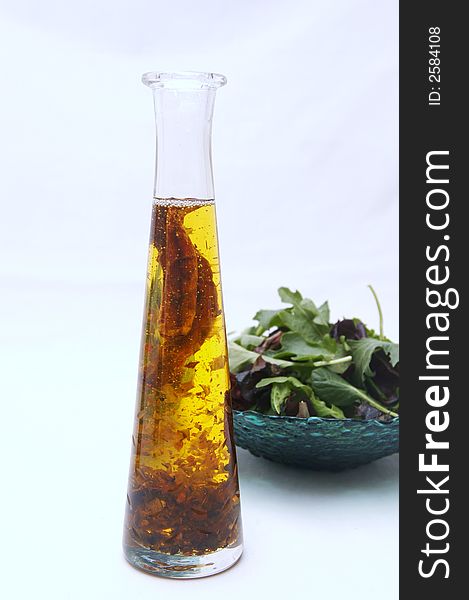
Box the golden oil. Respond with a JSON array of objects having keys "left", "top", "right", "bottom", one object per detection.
[{"left": 124, "top": 199, "right": 241, "bottom": 556}]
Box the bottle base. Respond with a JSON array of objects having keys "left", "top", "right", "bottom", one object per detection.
[{"left": 123, "top": 543, "right": 243, "bottom": 579}]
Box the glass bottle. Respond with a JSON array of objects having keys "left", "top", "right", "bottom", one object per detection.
[{"left": 123, "top": 71, "right": 243, "bottom": 578}]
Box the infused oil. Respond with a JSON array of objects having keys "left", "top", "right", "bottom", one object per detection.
[{"left": 124, "top": 198, "right": 241, "bottom": 554}]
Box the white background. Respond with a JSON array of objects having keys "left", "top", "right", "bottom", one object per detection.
[{"left": 0, "top": 1, "right": 398, "bottom": 599}]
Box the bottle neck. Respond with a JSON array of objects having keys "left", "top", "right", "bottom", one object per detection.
[{"left": 152, "top": 88, "right": 216, "bottom": 200}]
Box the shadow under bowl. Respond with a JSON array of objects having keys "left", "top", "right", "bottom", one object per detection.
[{"left": 233, "top": 410, "right": 399, "bottom": 471}]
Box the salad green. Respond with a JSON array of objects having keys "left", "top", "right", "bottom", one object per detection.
[{"left": 229, "top": 286, "right": 399, "bottom": 421}]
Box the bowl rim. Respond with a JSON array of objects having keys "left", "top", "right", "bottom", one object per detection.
[{"left": 233, "top": 408, "right": 399, "bottom": 425}]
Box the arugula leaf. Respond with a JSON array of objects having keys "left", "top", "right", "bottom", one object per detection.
[
  {"left": 278, "top": 287, "right": 304, "bottom": 306},
  {"left": 302, "top": 301, "right": 330, "bottom": 335},
  {"left": 310, "top": 392, "right": 345, "bottom": 419},
  {"left": 348, "top": 338, "right": 399, "bottom": 385},
  {"left": 273, "top": 331, "right": 334, "bottom": 361},
  {"left": 311, "top": 368, "right": 398, "bottom": 416},
  {"left": 238, "top": 333, "right": 265, "bottom": 349},
  {"left": 256, "top": 375, "right": 311, "bottom": 395},
  {"left": 321, "top": 334, "right": 339, "bottom": 354},
  {"left": 276, "top": 332, "right": 351, "bottom": 370},
  {"left": 278, "top": 287, "right": 323, "bottom": 315},
  {"left": 270, "top": 382, "right": 292, "bottom": 414},
  {"left": 277, "top": 308, "right": 323, "bottom": 343},
  {"left": 256, "top": 376, "right": 292, "bottom": 387},
  {"left": 277, "top": 288, "right": 330, "bottom": 333},
  {"left": 253, "top": 309, "right": 283, "bottom": 333},
  {"left": 315, "top": 300, "right": 330, "bottom": 326},
  {"left": 254, "top": 288, "right": 329, "bottom": 340},
  {"left": 228, "top": 341, "right": 293, "bottom": 372},
  {"left": 299, "top": 297, "right": 320, "bottom": 316},
  {"left": 311, "top": 369, "right": 360, "bottom": 406}
]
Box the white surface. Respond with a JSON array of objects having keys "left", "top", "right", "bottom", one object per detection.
[{"left": 0, "top": 1, "right": 398, "bottom": 598}]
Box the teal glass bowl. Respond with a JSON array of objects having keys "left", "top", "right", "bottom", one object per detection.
[{"left": 233, "top": 410, "right": 399, "bottom": 471}]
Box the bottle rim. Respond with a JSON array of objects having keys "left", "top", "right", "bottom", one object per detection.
[{"left": 142, "top": 71, "right": 227, "bottom": 90}]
